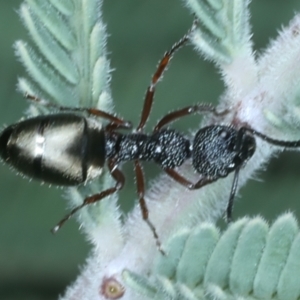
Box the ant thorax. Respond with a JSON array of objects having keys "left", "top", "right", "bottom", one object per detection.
[{"left": 105, "top": 129, "right": 191, "bottom": 169}]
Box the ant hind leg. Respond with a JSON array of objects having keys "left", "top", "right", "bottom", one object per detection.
[
  {"left": 51, "top": 160, "right": 125, "bottom": 233},
  {"left": 25, "top": 93, "right": 132, "bottom": 129}
]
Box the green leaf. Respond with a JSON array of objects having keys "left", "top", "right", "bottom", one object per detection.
[{"left": 124, "top": 214, "right": 300, "bottom": 300}]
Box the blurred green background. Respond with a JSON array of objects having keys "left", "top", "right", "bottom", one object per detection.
[{"left": 1, "top": 0, "right": 300, "bottom": 299}]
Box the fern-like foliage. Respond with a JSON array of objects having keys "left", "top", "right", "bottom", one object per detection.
[
  {"left": 15, "top": 0, "right": 122, "bottom": 244},
  {"left": 184, "top": 0, "right": 252, "bottom": 65},
  {"left": 16, "top": 0, "right": 111, "bottom": 109}
]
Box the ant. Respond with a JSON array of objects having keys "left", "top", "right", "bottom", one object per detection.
[
  {"left": 0, "top": 27, "right": 196, "bottom": 254},
  {"left": 1, "top": 23, "right": 300, "bottom": 254}
]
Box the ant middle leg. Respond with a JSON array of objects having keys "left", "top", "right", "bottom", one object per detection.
[
  {"left": 25, "top": 93, "right": 132, "bottom": 129},
  {"left": 51, "top": 160, "right": 125, "bottom": 233},
  {"left": 136, "top": 28, "right": 194, "bottom": 132},
  {"left": 134, "top": 160, "right": 165, "bottom": 255}
]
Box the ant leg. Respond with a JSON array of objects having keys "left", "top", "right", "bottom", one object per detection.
[
  {"left": 154, "top": 104, "right": 228, "bottom": 132},
  {"left": 136, "top": 29, "right": 193, "bottom": 132},
  {"left": 164, "top": 168, "right": 216, "bottom": 189},
  {"left": 105, "top": 121, "right": 133, "bottom": 132},
  {"left": 25, "top": 93, "right": 132, "bottom": 129},
  {"left": 51, "top": 160, "right": 125, "bottom": 233},
  {"left": 226, "top": 168, "right": 240, "bottom": 223},
  {"left": 134, "top": 160, "right": 165, "bottom": 255},
  {"left": 165, "top": 168, "right": 241, "bottom": 223}
]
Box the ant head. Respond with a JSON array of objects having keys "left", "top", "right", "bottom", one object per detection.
[{"left": 192, "top": 125, "right": 256, "bottom": 179}]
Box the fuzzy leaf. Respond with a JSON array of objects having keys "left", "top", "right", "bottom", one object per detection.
[
  {"left": 185, "top": 0, "right": 252, "bottom": 65},
  {"left": 16, "top": 0, "right": 120, "bottom": 248},
  {"left": 17, "top": 0, "right": 111, "bottom": 110}
]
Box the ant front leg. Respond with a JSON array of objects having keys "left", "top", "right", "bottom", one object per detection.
[
  {"left": 226, "top": 168, "right": 240, "bottom": 223},
  {"left": 134, "top": 160, "right": 165, "bottom": 255},
  {"left": 154, "top": 104, "right": 228, "bottom": 132},
  {"left": 164, "top": 168, "right": 216, "bottom": 190},
  {"left": 51, "top": 160, "right": 125, "bottom": 233},
  {"left": 25, "top": 93, "right": 132, "bottom": 129},
  {"left": 165, "top": 167, "right": 240, "bottom": 223}
]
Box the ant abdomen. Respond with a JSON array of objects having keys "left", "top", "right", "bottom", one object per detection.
[{"left": 0, "top": 113, "right": 105, "bottom": 186}]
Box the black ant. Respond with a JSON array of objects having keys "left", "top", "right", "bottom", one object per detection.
[
  {"left": 1, "top": 24, "right": 300, "bottom": 254},
  {"left": 0, "top": 28, "right": 194, "bottom": 254}
]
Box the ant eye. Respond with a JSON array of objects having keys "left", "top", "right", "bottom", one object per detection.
[
  {"left": 217, "top": 128, "right": 236, "bottom": 151},
  {"left": 220, "top": 130, "right": 228, "bottom": 139},
  {"left": 219, "top": 129, "right": 229, "bottom": 139}
]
